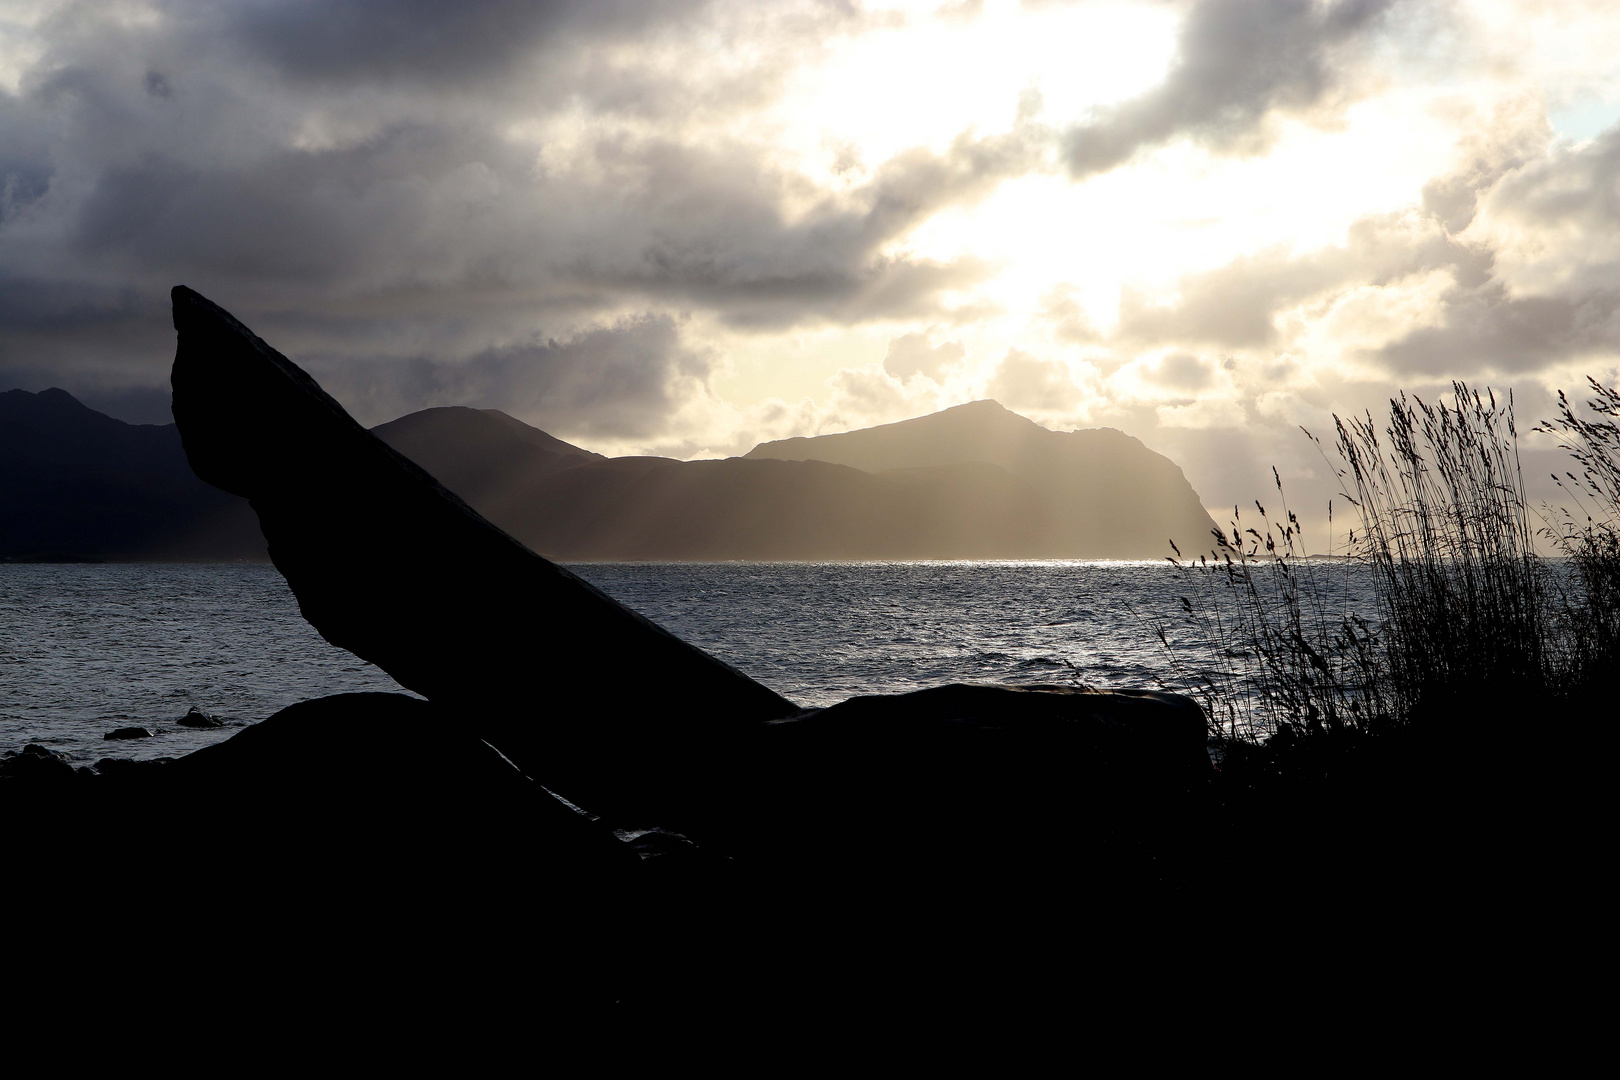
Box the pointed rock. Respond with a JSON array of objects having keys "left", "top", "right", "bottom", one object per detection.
[{"left": 169, "top": 286, "right": 799, "bottom": 811}]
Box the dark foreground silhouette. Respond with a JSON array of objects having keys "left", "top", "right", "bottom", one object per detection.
[{"left": 1, "top": 288, "right": 1509, "bottom": 1046}]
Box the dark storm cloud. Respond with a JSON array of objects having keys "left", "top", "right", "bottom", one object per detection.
[
  {"left": 0, "top": 276, "right": 176, "bottom": 422},
  {"left": 211, "top": 0, "right": 713, "bottom": 87},
  {"left": 0, "top": 1, "right": 1028, "bottom": 317},
  {"left": 1063, "top": 0, "right": 1397, "bottom": 177},
  {"left": 308, "top": 314, "right": 705, "bottom": 434},
  {"left": 0, "top": 92, "right": 54, "bottom": 226},
  {"left": 0, "top": 0, "right": 1031, "bottom": 429},
  {"left": 0, "top": 274, "right": 151, "bottom": 334},
  {"left": 68, "top": 122, "right": 525, "bottom": 284},
  {"left": 576, "top": 124, "right": 1044, "bottom": 326}
]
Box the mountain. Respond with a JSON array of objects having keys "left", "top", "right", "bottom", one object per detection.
[
  {"left": 744, "top": 399, "right": 1219, "bottom": 558},
  {"left": 372, "top": 406, "right": 605, "bottom": 528},
  {"left": 378, "top": 400, "right": 1219, "bottom": 560},
  {"left": 5, "top": 391, "right": 1216, "bottom": 561},
  {"left": 0, "top": 388, "right": 266, "bottom": 561}
]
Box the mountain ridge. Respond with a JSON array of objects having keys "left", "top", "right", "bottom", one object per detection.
[
  {"left": 1, "top": 387, "right": 267, "bottom": 561},
  {"left": 4, "top": 389, "right": 1218, "bottom": 561},
  {"left": 377, "top": 398, "right": 1219, "bottom": 560}
]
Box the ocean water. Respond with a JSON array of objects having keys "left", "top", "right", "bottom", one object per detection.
[{"left": 0, "top": 560, "right": 1380, "bottom": 764}]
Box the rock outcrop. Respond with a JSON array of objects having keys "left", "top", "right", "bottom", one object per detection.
[
  {"left": 103, "top": 726, "right": 156, "bottom": 740},
  {"left": 0, "top": 744, "right": 76, "bottom": 784},
  {"left": 170, "top": 285, "right": 800, "bottom": 817},
  {"left": 175, "top": 706, "right": 224, "bottom": 728}
]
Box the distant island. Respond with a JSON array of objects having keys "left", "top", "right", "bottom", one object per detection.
[{"left": 4, "top": 388, "right": 1217, "bottom": 561}]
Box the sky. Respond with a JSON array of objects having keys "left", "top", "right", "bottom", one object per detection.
[{"left": 3, "top": 0, "right": 1619, "bottom": 549}]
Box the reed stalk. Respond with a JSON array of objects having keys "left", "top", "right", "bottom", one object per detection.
[{"left": 1159, "top": 379, "right": 1620, "bottom": 748}]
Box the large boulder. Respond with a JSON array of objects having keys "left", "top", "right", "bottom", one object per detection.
[
  {"left": 7, "top": 692, "right": 642, "bottom": 1016},
  {"left": 0, "top": 744, "right": 78, "bottom": 785},
  {"left": 665, "top": 682, "right": 1211, "bottom": 882}
]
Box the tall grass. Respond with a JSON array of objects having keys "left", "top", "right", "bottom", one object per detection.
[
  {"left": 1162, "top": 379, "right": 1620, "bottom": 748},
  {"left": 1539, "top": 377, "right": 1620, "bottom": 699}
]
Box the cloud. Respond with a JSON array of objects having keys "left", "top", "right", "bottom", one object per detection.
[
  {"left": 1150, "top": 351, "right": 1215, "bottom": 391},
  {"left": 0, "top": 93, "right": 53, "bottom": 227},
  {"left": 1253, "top": 389, "right": 1333, "bottom": 430},
  {"left": 1063, "top": 0, "right": 1397, "bottom": 177},
  {"left": 1376, "top": 122, "right": 1620, "bottom": 375},
  {"left": 1117, "top": 211, "right": 1489, "bottom": 349},
  {"left": 307, "top": 313, "right": 708, "bottom": 434},
  {"left": 1484, "top": 120, "right": 1620, "bottom": 263},
  {"left": 1098, "top": 107, "right": 1620, "bottom": 383},
  {"left": 582, "top": 123, "right": 1045, "bottom": 327},
  {"left": 1155, "top": 396, "right": 1247, "bottom": 429},
  {"left": 1377, "top": 284, "right": 1620, "bottom": 375},
  {"left": 985, "top": 347, "right": 1082, "bottom": 411},
  {"left": 883, "top": 330, "right": 965, "bottom": 380},
  {"left": 1420, "top": 97, "right": 1550, "bottom": 234},
  {"left": 826, "top": 363, "right": 910, "bottom": 416},
  {"left": 0, "top": 0, "right": 1047, "bottom": 436},
  {"left": 219, "top": 0, "right": 712, "bottom": 88}
]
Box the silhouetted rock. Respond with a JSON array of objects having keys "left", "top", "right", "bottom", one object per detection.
[
  {"left": 169, "top": 285, "right": 799, "bottom": 817},
  {"left": 0, "top": 387, "right": 266, "bottom": 561},
  {"left": 93, "top": 756, "right": 173, "bottom": 780},
  {"left": 176, "top": 706, "right": 224, "bottom": 728},
  {"left": 659, "top": 682, "right": 1212, "bottom": 882},
  {"left": 8, "top": 693, "right": 641, "bottom": 1016},
  {"left": 103, "top": 726, "right": 156, "bottom": 740},
  {"left": 164, "top": 692, "right": 637, "bottom": 878},
  {"left": 0, "top": 744, "right": 76, "bottom": 784}
]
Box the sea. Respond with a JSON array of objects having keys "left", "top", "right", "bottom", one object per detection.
[{"left": 0, "top": 560, "right": 1381, "bottom": 763}]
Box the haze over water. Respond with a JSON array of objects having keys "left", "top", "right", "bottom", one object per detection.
[{"left": 1, "top": 560, "right": 1381, "bottom": 763}]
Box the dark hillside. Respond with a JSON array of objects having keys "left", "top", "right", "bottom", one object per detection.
[
  {"left": 0, "top": 388, "right": 265, "bottom": 561},
  {"left": 372, "top": 406, "right": 606, "bottom": 531},
  {"left": 3, "top": 391, "right": 1218, "bottom": 561}
]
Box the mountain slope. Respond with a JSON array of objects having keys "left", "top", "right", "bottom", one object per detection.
[
  {"left": 4, "top": 391, "right": 1217, "bottom": 561},
  {"left": 373, "top": 406, "right": 605, "bottom": 527},
  {"left": 0, "top": 388, "right": 266, "bottom": 561},
  {"left": 381, "top": 400, "right": 1218, "bottom": 560},
  {"left": 745, "top": 400, "right": 1219, "bottom": 558}
]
